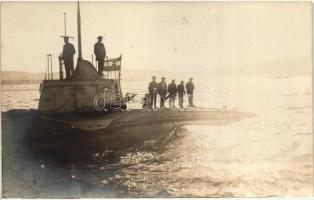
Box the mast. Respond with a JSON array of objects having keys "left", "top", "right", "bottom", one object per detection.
[
  {"left": 64, "top": 12, "right": 67, "bottom": 36},
  {"left": 77, "top": 1, "right": 82, "bottom": 60}
]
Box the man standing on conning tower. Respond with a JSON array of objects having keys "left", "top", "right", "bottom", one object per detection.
[
  {"left": 94, "top": 36, "right": 106, "bottom": 76},
  {"left": 62, "top": 36, "right": 76, "bottom": 79}
]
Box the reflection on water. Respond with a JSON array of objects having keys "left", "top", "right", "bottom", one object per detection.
[{"left": 2, "top": 77, "right": 313, "bottom": 197}]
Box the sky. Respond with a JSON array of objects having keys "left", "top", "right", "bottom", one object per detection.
[{"left": 1, "top": 1, "right": 312, "bottom": 76}]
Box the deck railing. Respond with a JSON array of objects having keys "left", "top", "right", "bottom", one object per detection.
[{"left": 45, "top": 54, "right": 122, "bottom": 81}]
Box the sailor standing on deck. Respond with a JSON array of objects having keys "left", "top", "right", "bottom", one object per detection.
[
  {"left": 148, "top": 76, "right": 158, "bottom": 109},
  {"left": 186, "top": 77, "right": 195, "bottom": 107},
  {"left": 177, "top": 81, "right": 186, "bottom": 108},
  {"left": 157, "top": 77, "right": 167, "bottom": 109},
  {"left": 94, "top": 36, "right": 106, "bottom": 76},
  {"left": 168, "top": 79, "right": 177, "bottom": 108},
  {"left": 62, "top": 37, "right": 76, "bottom": 79}
]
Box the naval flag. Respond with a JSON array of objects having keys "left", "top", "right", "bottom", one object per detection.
[{"left": 104, "top": 56, "right": 122, "bottom": 71}]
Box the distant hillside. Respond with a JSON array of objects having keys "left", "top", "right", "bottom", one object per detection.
[
  {"left": 2, "top": 57, "right": 311, "bottom": 84},
  {"left": 1, "top": 70, "right": 193, "bottom": 84},
  {"left": 1, "top": 71, "right": 47, "bottom": 81},
  {"left": 1, "top": 71, "right": 47, "bottom": 84}
]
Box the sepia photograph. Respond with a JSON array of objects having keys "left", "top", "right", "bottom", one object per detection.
[{"left": 1, "top": 1, "right": 313, "bottom": 198}]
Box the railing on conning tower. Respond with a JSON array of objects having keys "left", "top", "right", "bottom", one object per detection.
[
  {"left": 45, "top": 3, "right": 122, "bottom": 82},
  {"left": 45, "top": 54, "right": 53, "bottom": 80},
  {"left": 44, "top": 54, "right": 123, "bottom": 81},
  {"left": 44, "top": 53, "right": 64, "bottom": 80}
]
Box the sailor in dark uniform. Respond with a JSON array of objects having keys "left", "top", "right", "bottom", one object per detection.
[
  {"left": 167, "top": 79, "right": 177, "bottom": 108},
  {"left": 62, "top": 37, "right": 76, "bottom": 79},
  {"left": 148, "top": 76, "right": 158, "bottom": 109},
  {"left": 177, "top": 80, "right": 186, "bottom": 108},
  {"left": 94, "top": 36, "right": 106, "bottom": 76},
  {"left": 157, "top": 77, "right": 167, "bottom": 108},
  {"left": 186, "top": 77, "right": 195, "bottom": 107}
]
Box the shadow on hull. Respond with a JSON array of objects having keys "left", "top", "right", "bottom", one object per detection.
[{"left": 2, "top": 108, "right": 255, "bottom": 162}]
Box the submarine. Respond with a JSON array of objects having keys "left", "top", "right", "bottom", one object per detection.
[{"left": 2, "top": 2, "right": 254, "bottom": 156}]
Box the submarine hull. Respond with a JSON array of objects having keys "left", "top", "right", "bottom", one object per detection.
[{"left": 2, "top": 108, "right": 254, "bottom": 158}]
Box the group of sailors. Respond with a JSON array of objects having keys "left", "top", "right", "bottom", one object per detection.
[
  {"left": 60, "top": 36, "right": 106, "bottom": 79},
  {"left": 147, "top": 76, "right": 195, "bottom": 109},
  {"left": 61, "top": 37, "right": 196, "bottom": 110}
]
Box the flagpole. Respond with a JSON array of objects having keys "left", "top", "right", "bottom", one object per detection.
[
  {"left": 77, "top": 1, "right": 82, "bottom": 61},
  {"left": 64, "top": 12, "right": 67, "bottom": 36}
]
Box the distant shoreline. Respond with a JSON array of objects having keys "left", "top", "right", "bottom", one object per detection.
[
  {"left": 1, "top": 70, "right": 311, "bottom": 85},
  {"left": 1, "top": 80, "right": 42, "bottom": 85}
]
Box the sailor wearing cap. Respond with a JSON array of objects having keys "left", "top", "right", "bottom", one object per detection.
[
  {"left": 177, "top": 80, "right": 186, "bottom": 108},
  {"left": 94, "top": 36, "right": 106, "bottom": 76},
  {"left": 186, "top": 77, "right": 195, "bottom": 107},
  {"left": 157, "top": 77, "right": 167, "bottom": 109},
  {"left": 148, "top": 76, "right": 158, "bottom": 109},
  {"left": 168, "top": 79, "right": 177, "bottom": 109},
  {"left": 62, "top": 36, "right": 76, "bottom": 79}
]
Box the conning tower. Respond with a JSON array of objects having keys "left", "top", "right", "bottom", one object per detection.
[{"left": 38, "top": 2, "right": 124, "bottom": 114}]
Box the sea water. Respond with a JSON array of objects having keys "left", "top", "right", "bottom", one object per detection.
[{"left": 1, "top": 76, "right": 312, "bottom": 197}]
